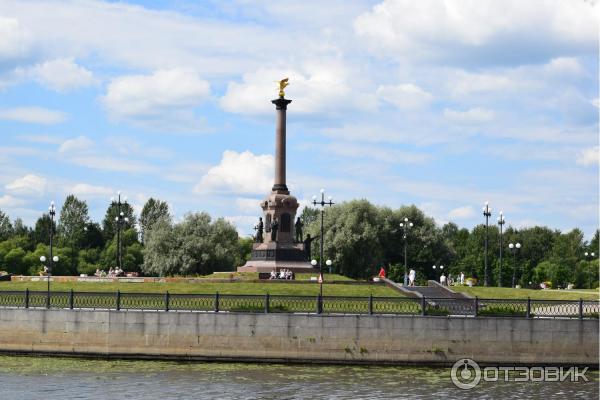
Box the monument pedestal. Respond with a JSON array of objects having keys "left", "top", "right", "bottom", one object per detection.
[{"left": 238, "top": 242, "right": 315, "bottom": 272}]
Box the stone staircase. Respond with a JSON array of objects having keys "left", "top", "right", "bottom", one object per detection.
[{"left": 402, "top": 280, "right": 469, "bottom": 299}]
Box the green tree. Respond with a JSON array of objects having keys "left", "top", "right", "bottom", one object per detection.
[
  {"left": 82, "top": 222, "right": 104, "bottom": 249},
  {"left": 236, "top": 236, "right": 254, "bottom": 266},
  {"left": 0, "top": 210, "right": 13, "bottom": 241},
  {"left": 58, "top": 195, "right": 90, "bottom": 248},
  {"left": 299, "top": 206, "right": 319, "bottom": 227},
  {"left": 102, "top": 202, "right": 136, "bottom": 241},
  {"left": 307, "top": 199, "right": 383, "bottom": 278},
  {"left": 102, "top": 228, "right": 143, "bottom": 271},
  {"left": 139, "top": 198, "right": 170, "bottom": 244},
  {"left": 58, "top": 195, "right": 90, "bottom": 274},
  {"left": 33, "top": 214, "right": 56, "bottom": 247},
  {"left": 4, "top": 247, "right": 27, "bottom": 275},
  {"left": 143, "top": 212, "right": 239, "bottom": 276}
]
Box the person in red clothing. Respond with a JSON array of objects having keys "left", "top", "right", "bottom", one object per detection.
[{"left": 378, "top": 267, "right": 386, "bottom": 278}]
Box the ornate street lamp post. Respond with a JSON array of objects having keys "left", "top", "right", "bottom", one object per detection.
[
  {"left": 584, "top": 251, "right": 596, "bottom": 289},
  {"left": 509, "top": 242, "right": 521, "bottom": 288},
  {"left": 41, "top": 201, "right": 59, "bottom": 308},
  {"left": 497, "top": 211, "right": 505, "bottom": 287},
  {"left": 400, "top": 218, "right": 414, "bottom": 286},
  {"left": 110, "top": 192, "right": 129, "bottom": 270},
  {"left": 312, "top": 189, "right": 334, "bottom": 274},
  {"left": 482, "top": 202, "right": 492, "bottom": 286}
]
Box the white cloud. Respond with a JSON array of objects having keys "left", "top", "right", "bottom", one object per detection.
[
  {"left": 447, "top": 71, "right": 513, "bottom": 96},
  {"left": 325, "top": 142, "right": 430, "bottom": 164},
  {"left": 543, "top": 57, "right": 584, "bottom": 76},
  {"left": 448, "top": 206, "right": 476, "bottom": 220},
  {"left": 0, "top": 107, "right": 67, "bottom": 124},
  {"left": 354, "top": 0, "right": 597, "bottom": 63},
  {"left": 26, "top": 58, "right": 96, "bottom": 92},
  {"left": 67, "top": 183, "right": 113, "bottom": 198},
  {"left": 224, "top": 215, "right": 260, "bottom": 237},
  {"left": 195, "top": 150, "right": 273, "bottom": 195},
  {"left": 102, "top": 68, "right": 210, "bottom": 131},
  {"left": 57, "top": 136, "right": 157, "bottom": 174},
  {"left": 576, "top": 146, "right": 599, "bottom": 167},
  {"left": 5, "top": 174, "right": 47, "bottom": 196},
  {"left": 444, "top": 107, "right": 495, "bottom": 124},
  {"left": 0, "top": 194, "right": 25, "bottom": 208},
  {"left": 0, "top": 17, "right": 31, "bottom": 61},
  {"left": 58, "top": 136, "right": 94, "bottom": 153},
  {"left": 220, "top": 62, "right": 376, "bottom": 115},
  {"left": 377, "top": 83, "right": 433, "bottom": 110},
  {"left": 236, "top": 197, "right": 261, "bottom": 213}
]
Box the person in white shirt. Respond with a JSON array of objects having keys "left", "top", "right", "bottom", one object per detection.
[
  {"left": 440, "top": 273, "right": 446, "bottom": 286},
  {"left": 460, "top": 272, "right": 465, "bottom": 285},
  {"left": 408, "top": 269, "right": 416, "bottom": 286}
]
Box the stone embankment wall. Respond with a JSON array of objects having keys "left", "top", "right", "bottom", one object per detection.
[{"left": 0, "top": 308, "right": 596, "bottom": 366}]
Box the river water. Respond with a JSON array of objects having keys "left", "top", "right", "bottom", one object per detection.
[{"left": 0, "top": 356, "right": 597, "bottom": 399}]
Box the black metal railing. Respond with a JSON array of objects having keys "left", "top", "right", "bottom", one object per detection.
[{"left": 0, "top": 290, "right": 597, "bottom": 319}]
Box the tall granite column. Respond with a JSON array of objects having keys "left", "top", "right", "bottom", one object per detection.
[{"left": 271, "top": 97, "right": 292, "bottom": 193}]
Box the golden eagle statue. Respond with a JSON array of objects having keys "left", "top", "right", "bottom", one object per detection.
[{"left": 278, "top": 78, "right": 289, "bottom": 97}]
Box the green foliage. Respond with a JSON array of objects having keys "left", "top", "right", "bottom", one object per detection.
[
  {"left": 139, "top": 198, "right": 170, "bottom": 244},
  {"left": 300, "top": 206, "right": 320, "bottom": 227},
  {"left": 142, "top": 212, "right": 239, "bottom": 276},
  {"left": 101, "top": 228, "right": 142, "bottom": 271},
  {"left": 478, "top": 306, "right": 527, "bottom": 317},
  {"left": 4, "top": 247, "right": 27, "bottom": 274},
  {"left": 102, "top": 201, "right": 136, "bottom": 242},
  {"left": 57, "top": 194, "right": 90, "bottom": 248},
  {"left": 82, "top": 222, "right": 104, "bottom": 249},
  {"left": 236, "top": 236, "right": 254, "bottom": 266},
  {"left": 33, "top": 214, "right": 56, "bottom": 247},
  {"left": 0, "top": 210, "right": 13, "bottom": 242}
]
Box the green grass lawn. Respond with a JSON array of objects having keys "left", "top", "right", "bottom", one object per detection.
[
  {"left": 0, "top": 281, "right": 401, "bottom": 297},
  {"left": 206, "top": 272, "right": 354, "bottom": 281},
  {"left": 451, "top": 285, "right": 600, "bottom": 301}
]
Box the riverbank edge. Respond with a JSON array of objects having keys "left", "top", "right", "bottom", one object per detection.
[
  {"left": 0, "top": 350, "right": 597, "bottom": 369},
  {"left": 0, "top": 308, "right": 597, "bottom": 368}
]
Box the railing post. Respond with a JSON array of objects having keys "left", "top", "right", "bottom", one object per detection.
[
  {"left": 526, "top": 297, "right": 531, "bottom": 318},
  {"left": 421, "top": 296, "right": 426, "bottom": 316},
  {"left": 316, "top": 294, "right": 322, "bottom": 314},
  {"left": 24, "top": 288, "right": 29, "bottom": 309},
  {"left": 116, "top": 290, "right": 121, "bottom": 311},
  {"left": 165, "top": 291, "right": 170, "bottom": 312},
  {"left": 579, "top": 298, "right": 583, "bottom": 320},
  {"left": 69, "top": 289, "right": 74, "bottom": 310},
  {"left": 474, "top": 296, "right": 479, "bottom": 317},
  {"left": 215, "top": 292, "right": 219, "bottom": 312},
  {"left": 368, "top": 294, "right": 373, "bottom": 315},
  {"left": 265, "top": 293, "right": 270, "bottom": 314}
]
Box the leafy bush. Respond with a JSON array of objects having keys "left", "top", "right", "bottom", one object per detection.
[{"left": 478, "top": 306, "right": 527, "bottom": 317}]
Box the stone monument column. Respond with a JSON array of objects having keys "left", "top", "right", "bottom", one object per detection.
[
  {"left": 238, "top": 79, "right": 315, "bottom": 273},
  {"left": 271, "top": 97, "right": 292, "bottom": 194}
]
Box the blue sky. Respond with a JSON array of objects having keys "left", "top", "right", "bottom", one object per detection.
[{"left": 0, "top": 0, "right": 598, "bottom": 239}]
